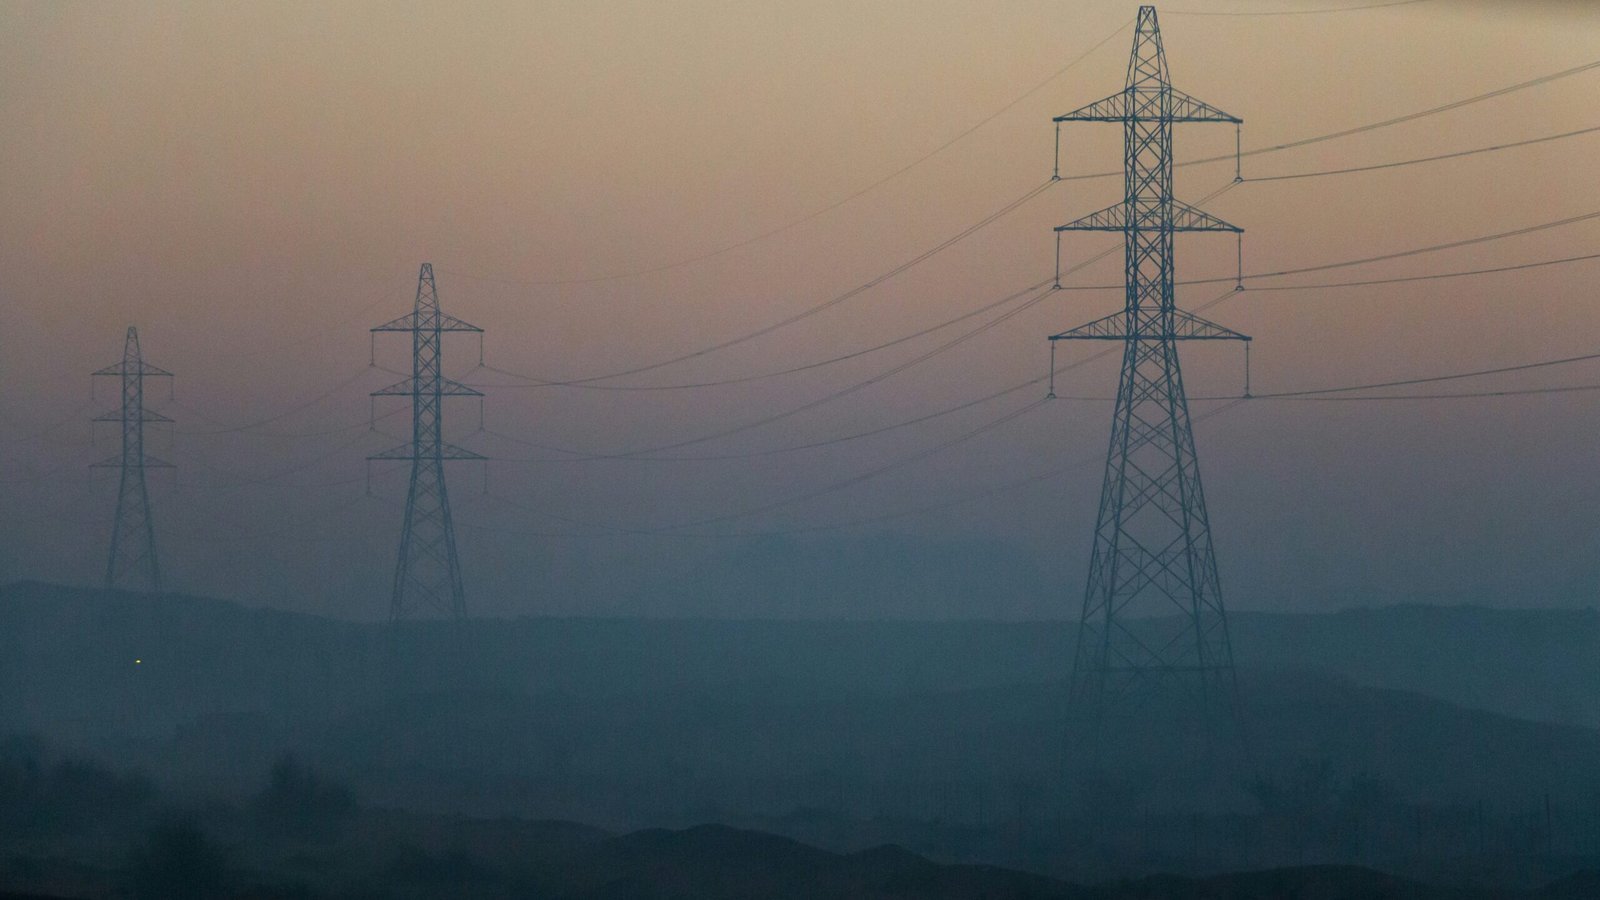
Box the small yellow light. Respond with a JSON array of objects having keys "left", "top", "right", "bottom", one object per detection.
[{"left": 134, "top": 659, "right": 142, "bottom": 665}]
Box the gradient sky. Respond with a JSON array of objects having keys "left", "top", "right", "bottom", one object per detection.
[{"left": 0, "top": 0, "right": 1597, "bottom": 619}]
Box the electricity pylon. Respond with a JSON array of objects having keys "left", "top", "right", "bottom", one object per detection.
[
  {"left": 369, "top": 263, "right": 483, "bottom": 622},
  {"left": 1050, "top": 7, "right": 1249, "bottom": 714},
  {"left": 92, "top": 326, "right": 172, "bottom": 592}
]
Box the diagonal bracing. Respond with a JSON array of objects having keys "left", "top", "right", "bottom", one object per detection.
[
  {"left": 1050, "top": 6, "right": 1249, "bottom": 714},
  {"left": 92, "top": 326, "right": 173, "bottom": 591},
  {"left": 369, "top": 263, "right": 485, "bottom": 622}
]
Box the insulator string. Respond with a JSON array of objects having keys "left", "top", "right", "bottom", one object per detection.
[
  {"left": 1054, "top": 122, "right": 1062, "bottom": 181},
  {"left": 1234, "top": 123, "right": 1243, "bottom": 183},
  {"left": 1048, "top": 340, "right": 1058, "bottom": 400}
]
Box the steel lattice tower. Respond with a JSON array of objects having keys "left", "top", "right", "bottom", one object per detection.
[
  {"left": 369, "top": 263, "right": 484, "bottom": 622},
  {"left": 92, "top": 326, "right": 173, "bottom": 592},
  {"left": 1050, "top": 7, "right": 1249, "bottom": 710}
]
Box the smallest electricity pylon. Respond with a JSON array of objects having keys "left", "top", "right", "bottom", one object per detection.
[
  {"left": 92, "top": 326, "right": 172, "bottom": 592},
  {"left": 369, "top": 263, "right": 484, "bottom": 623}
]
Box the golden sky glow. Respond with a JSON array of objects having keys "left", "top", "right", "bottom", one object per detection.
[{"left": 0, "top": 1, "right": 1596, "bottom": 617}]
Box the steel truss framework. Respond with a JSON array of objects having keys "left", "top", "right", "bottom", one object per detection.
[
  {"left": 92, "top": 326, "right": 173, "bottom": 591},
  {"left": 1051, "top": 6, "right": 1249, "bottom": 711},
  {"left": 370, "top": 263, "right": 483, "bottom": 622}
]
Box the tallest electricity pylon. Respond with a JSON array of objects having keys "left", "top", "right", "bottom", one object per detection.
[
  {"left": 369, "top": 263, "right": 484, "bottom": 622},
  {"left": 1050, "top": 7, "right": 1249, "bottom": 711}
]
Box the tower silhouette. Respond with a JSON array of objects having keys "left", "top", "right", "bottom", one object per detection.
[
  {"left": 369, "top": 263, "right": 483, "bottom": 622},
  {"left": 92, "top": 326, "right": 172, "bottom": 591},
  {"left": 1050, "top": 7, "right": 1249, "bottom": 711}
]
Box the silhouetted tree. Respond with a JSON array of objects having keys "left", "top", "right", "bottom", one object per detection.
[
  {"left": 0, "top": 739, "right": 153, "bottom": 835},
  {"left": 1249, "top": 758, "right": 1338, "bottom": 862},
  {"left": 252, "top": 754, "right": 356, "bottom": 838},
  {"left": 1337, "top": 771, "right": 1400, "bottom": 862},
  {"left": 128, "top": 819, "right": 229, "bottom": 900}
]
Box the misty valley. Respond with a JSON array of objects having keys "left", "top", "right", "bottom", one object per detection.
[{"left": 3, "top": 582, "right": 1600, "bottom": 897}]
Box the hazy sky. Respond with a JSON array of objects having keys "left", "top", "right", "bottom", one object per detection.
[{"left": 0, "top": 0, "right": 1597, "bottom": 619}]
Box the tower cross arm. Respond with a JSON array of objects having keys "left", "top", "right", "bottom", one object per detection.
[
  {"left": 91, "top": 452, "right": 175, "bottom": 469},
  {"left": 92, "top": 362, "right": 174, "bottom": 377},
  {"left": 1170, "top": 200, "right": 1241, "bottom": 233},
  {"left": 371, "top": 311, "right": 483, "bottom": 333},
  {"left": 1056, "top": 202, "right": 1127, "bottom": 232},
  {"left": 1055, "top": 200, "right": 1239, "bottom": 233},
  {"left": 1050, "top": 309, "right": 1251, "bottom": 342},
  {"left": 371, "top": 376, "right": 484, "bottom": 398},
  {"left": 93, "top": 408, "right": 174, "bottom": 423},
  {"left": 368, "top": 441, "right": 487, "bottom": 462},
  {"left": 1053, "top": 87, "right": 1240, "bottom": 124},
  {"left": 1054, "top": 90, "right": 1128, "bottom": 123},
  {"left": 1167, "top": 87, "right": 1240, "bottom": 124}
]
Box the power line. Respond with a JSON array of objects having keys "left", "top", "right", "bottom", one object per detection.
[
  {"left": 1054, "top": 210, "right": 1600, "bottom": 290},
  {"left": 1265, "top": 383, "right": 1600, "bottom": 401},
  {"left": 433, "top": 92, "right": 1599, "bottom": 402},
  {"left": 170, "top": 367, "right": 382, "bottom": 436},
  {"left": 481, "top": 275, "right": 1239, "bottom": 466},
  {"left": 1060, "top": 57, "right": 1600, "bottom": 181},
  {"left": 176, "top": 426, "right": 388, "bottom": 492},
  {"left": 1245, "top": 250, "right": 1600, "bottom": 291},
  {"left": 495, "top": 178, "right": 1056, "bottom": 388},
  {"left": 1247, "top": 124, "right": 1600, "bottom": 181},
  {"left": 609, "top": 354, "right": 1600, "bottom": 538},
  {"left": 471, "top": 493, "right": 637, "bottom": 538},
  {"left": 647, "top": 394, "right": 1051, "bottom": 533},
  {"left": 1247, "top": 350, "right": 1600, "bottom": 399},
  {"left": 0, "top": 399, "right": 97, "bottom": 445},
  {"left": 471, "top": 75, "right": 1600, "bottom": 392},
  {"left": 1238, "top": 210, "right": 1600, "bottom": 282},
  {"left": 475, "top": 277, "right": 1052, "bottom": 461},
  {"left": 478, "top": 186, "right": 1240, "bottom": 396},
  {"left": 0, "top": 458, "right": 87, "bottom": 486},
  {"left": 139, "top": 350, "right": 1600, "bottom": 550},
  {"left": 667, "top": 396, "right": 1252, "bottom": 540},
  {"left": 469, "top": 277, "right": 1052, "bottom": 393},
  {"left": 591, "top": 281, "right": 1061, "bottom": 459},
  {"left": 176, "top": 490, "right": 377, "bottom": 545},
  {"left": 477, "top": 294, "right": 1254, "bottom": 533},
  {"left": 485, "top": 363, "right": 1049, "bottom": 465},
  {"left": 479, "top": 182, "right": 1235, "bottom": 413},
  {"left": 469, "top": 392, "right": 1254, "bottom": 542},
  {"left": 1063, "top": 346, "right": 1600, "bottom": 404},
  {"left": 491, "top": 285, "right": 1224, "bottom": 464},
  {"left": 610, "top": 374, "right": 1049, "bottom": 462},
  {"left": 1167, "top": 0, "right": 1434, "bottom": 15},
  {"left": 439, "top": 19, "right": 1133, "bottom": 288}
]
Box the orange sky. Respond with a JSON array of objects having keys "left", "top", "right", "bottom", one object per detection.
[{"left": 0, "top": 0, "right": 1597, "bottom": 617}]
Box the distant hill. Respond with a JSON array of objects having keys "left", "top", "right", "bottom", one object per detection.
[
  {"left": 0, "top": 793, "right": 1587, "bottom": 900},
  {"left": 1230, "top": 605, "right": 1600, "bottom": 733},
  {"left": 3, "top": 579, "right": 1597, "bottom": 729},
  {"left": 6, "top": 580, "right": 1600, "bottom": 887}
]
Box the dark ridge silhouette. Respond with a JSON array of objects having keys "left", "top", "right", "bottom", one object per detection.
[
  {"left": 2, "top": 743, "right": 1597, "bottom": 900},
  {"left": 7, "top": 580, "right": 1600, "bottom": 894}
]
